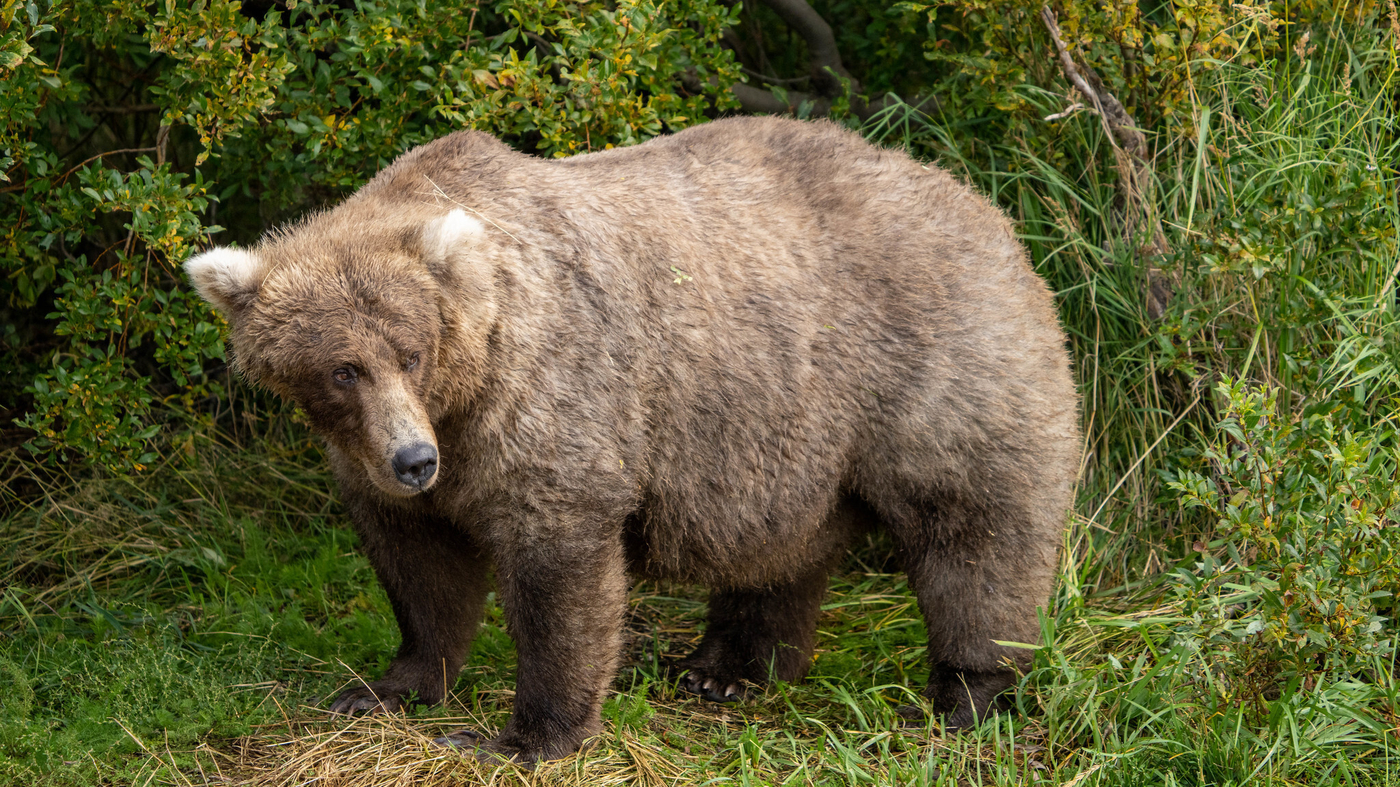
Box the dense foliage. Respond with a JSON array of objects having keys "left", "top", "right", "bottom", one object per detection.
[
  {"left": 2, "top": 0, "right": 1398, "bottom": 784},
  {"left": 1, "top": 0, "right": 739, "bottom": 471}
]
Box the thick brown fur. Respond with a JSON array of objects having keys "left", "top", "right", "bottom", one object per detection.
[{"left": 186, "top": 117, "right": 1080, "bottom": 764}]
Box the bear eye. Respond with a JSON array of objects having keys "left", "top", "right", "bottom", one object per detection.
[
  {"left": 405, "top": 352, "right": 420, "bottom": 372},
  {"left": 332, "top": 366, "right": 358, "bottom": 385}
]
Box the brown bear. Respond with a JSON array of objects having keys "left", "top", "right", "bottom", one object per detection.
[{"left": 186, "top": 116, "right": 1079, "bottom": 764}]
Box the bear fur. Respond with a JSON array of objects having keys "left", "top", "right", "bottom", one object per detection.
[{"left": 186, "top": 116, "right": 1080, "bottom": 764}]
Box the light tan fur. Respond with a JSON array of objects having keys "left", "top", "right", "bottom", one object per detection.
[{"left": 187, "top": 116, "right": 1080, "bottom": 764}]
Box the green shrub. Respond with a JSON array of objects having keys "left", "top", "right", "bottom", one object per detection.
[
  {"left": 1, "top": 0, "right": 739, "bottom": 473},
  {"left": 1167, "top": 380, "right": 1400, "bottom": 695}
]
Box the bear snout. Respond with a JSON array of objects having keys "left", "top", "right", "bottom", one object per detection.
[{"left": 391, "top": 442, "right": 438, "bottom": 489}]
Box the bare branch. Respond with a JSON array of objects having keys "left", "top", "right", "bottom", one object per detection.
[
  {"left": 700, "top": 0, "right": 938, "bottom": 121},
  {"left": 760, "top": 0, "right": 856, "bottom": 93},
  {"left": 1040, "top": 4, "right": 1172, "bottom": 316},
  {"left": 730, "top": 83, "right": 830, "bottom": 116},
  {"left": 1040, "top": 5, "right": 1154, "bottom": 211},
  {"left": 740, "top": 67, "right": 810, "bottom": 86},
  {"left": 1040, "top": 8, "right": 1111, "bottom": 138},
  {"left": 156, "top": 124, "right": 171, "bottom": 167}
]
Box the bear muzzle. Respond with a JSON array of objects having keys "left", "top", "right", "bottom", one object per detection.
[{"left": 391, "top": 442, "right": 439, "bottom": 489}]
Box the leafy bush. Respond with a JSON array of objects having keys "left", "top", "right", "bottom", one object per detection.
[
  {"left": 1168, "top": 380, "right": 1400, "bottom": 695},
  {"left": 1, "top": 0, "right": 739, "bottom": 473}
]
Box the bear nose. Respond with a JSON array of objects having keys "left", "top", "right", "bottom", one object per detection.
[{"left": 392, "top": 442, "right": 438, "bottom": 488}]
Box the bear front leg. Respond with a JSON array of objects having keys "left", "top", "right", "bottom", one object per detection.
[
  {"left": 449, "top": 528, "right": 628, "bottom": 765},
  {"left": 329, "top": 496, "right": 490, "bottom": 715}
]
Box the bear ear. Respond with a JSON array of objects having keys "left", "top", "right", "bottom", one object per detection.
[
  {"left": 185, "top": 247, "right": 267, "bottom": 317},
  {"left": 420, "top": 208, "right": 486, "bottom": 276}
]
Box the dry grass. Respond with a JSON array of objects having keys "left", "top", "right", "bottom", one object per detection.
[
  {"left": 147, "top": 700, "right": 1056, "bottom": 787},
  {"left": 211, "top": 711, "right": 716, "bottom": 787}
]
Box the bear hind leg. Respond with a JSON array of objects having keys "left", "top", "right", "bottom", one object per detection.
[
  {"left": 679, "top": 563, "right": 829, "bottom": 702},
  {"left": 882, "top": 489, "right": 1059, "bottom": 730}
]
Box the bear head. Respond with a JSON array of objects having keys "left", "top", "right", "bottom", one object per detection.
[{"left": 185, "top": 208, "right": 497, "bottom": 498}]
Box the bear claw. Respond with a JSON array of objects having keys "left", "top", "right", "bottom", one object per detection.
[
  {"left": 433, "top": 729, "right": 484, "bottom": 748},
  {"left": 328, "top": 686, "right": 403, "bottom": 716},
  {"left": 434, "top": 730, "right": 535, "bottom": 768},
  {"left": 680, "top": 671, "right": 743, "bottom": 703}
]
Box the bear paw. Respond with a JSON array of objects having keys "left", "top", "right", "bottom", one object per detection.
[
  {"left": 434, "top": 726, "right": 598, "bottom": 768},
  {"left": 893, "top": 703, "right": 929, "bottom": 730},
  {"left": 678, "top": 667, "right": 747, "bottom": 703},
  {"left": 328, "top": 684, "right": 407, "bottom": 716},
  {"left": 924, "top": 668, "right": 1015, "bottom": 731},
  {"left": 433, "top": 729, "right": 533, "bottom": 769}
]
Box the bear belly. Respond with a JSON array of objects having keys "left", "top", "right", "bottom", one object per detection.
[{"left": 622, "top": 489, "right": 869, "bottom": 587}]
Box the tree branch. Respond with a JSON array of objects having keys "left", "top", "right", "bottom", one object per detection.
[
  {"left": 728, "top": 81, "right": 935, "bottom": 122},
  {"left": 730, "top": 82, "right": 828, "bottom": 116},
  {"left": 740, "top": 66, "right": 809, "bottom": 86},
  {"left": 1040, "top": 4, "right": 1172, "bottom": 317},
  {"left": 760, "top": 0, "right": 856, "bottom": 93},
  {"left": 703, "top": 0, "right": 937, "bottom": 121}
]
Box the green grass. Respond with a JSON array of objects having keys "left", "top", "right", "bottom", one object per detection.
[
  {"left": 3, "top": 22, "right": 1399, "bottom": 787},
  {"left": 0, "top": 436, "right": 369, "bottom": 783}
]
